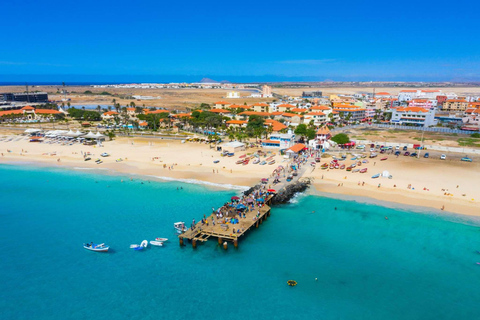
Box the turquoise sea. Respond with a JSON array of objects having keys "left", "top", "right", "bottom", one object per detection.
[{"left": 1, "top": 164, "right": 480, "bottom": 320}]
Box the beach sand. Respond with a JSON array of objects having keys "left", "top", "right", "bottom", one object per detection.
[{"left": 1, "top": 134, "right": 479, "bottom": 217}]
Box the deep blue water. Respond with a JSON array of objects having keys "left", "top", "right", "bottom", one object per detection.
[{"left": 1, "top": 164, "right": 480, "bottom": 320}]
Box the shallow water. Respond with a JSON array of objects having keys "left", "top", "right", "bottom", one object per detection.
[{"left": 1, "top": 164, "right": 479, "bottom": 320}]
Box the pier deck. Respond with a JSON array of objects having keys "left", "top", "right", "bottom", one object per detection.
[{"left": 179, "top": 194, "right": 273, "bottom": 245}]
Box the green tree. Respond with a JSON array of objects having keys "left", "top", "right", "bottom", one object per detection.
[
  {"left": 294, "top": 124, "right": 308, "bottom": 137},
  {"left": 331, "top": 133, "right": 350, "bottom": 145}
]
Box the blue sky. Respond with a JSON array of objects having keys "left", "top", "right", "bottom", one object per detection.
[{"left": 1, "top": 0, "right": 479, "bottom": 82}]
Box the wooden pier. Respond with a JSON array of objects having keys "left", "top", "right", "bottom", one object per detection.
[{"left": 178, "top": 194, "right": 274, "bottom": 249}]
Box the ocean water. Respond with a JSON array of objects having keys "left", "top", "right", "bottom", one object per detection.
[{"left": 1, "top": 164, "right": 480, "bottom": 320}]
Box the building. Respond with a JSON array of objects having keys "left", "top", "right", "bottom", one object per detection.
[
  {"left": 1, "top": 92, "right": 49, "bottom": 103},
  {"left": 281, "top": 113, "right": 303, "bottom": 126},
  {"left": 303, "top": 111, "right": 326, "bottom": 126},
  {"left": 226, "top": 91, "right": 240, "bottom": 99},
  {"left": 252, "top": 103, "right": 270, "bottom": 113},
  {"left": 333, "top": 105, "right": 365, "bottom": 122},
  {"left": 262, "top": 85, "right": 273, "bottom": 98},
  {"left": 302, "top": 91, "right": 322, "bottom": 98},
  {"left": 276, "top": 104, "right": 295, "bottom": 112},
  {"left": 261, "top": 132, "right": 295, "bottom": 149},
  {"left": 102, "top": 111, "right": 119, "bottom": 120},
  {"left": 213, "top": 101, "right": 232, "bottom": 109},
  {"left": 398, "top": 90, "right": 418, "bottom": 102},
  {"left": 264, "top": 119, "right": 287, "bottom": 132},
  {"left": 462, "top": 108, "right": 480, "bottom": 130},
  {"left": 226, "top": 120, "right": 247, "bottom": 128},
  {"left": 286, "top": 143, "right": 307, "bottom": 157},
  {"left": 0, "top": 106, "right": 62, "bottom": 121},
  {"left": 409, "top": 99, "right": 436, "bottom": 109},
  {"left": 390, "top": 107, "right": 437, "bottom": 127},
  {"left": 442, "top": 99, "right": 469, "bottom": 112}
]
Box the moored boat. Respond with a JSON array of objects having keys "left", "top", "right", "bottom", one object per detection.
[
  {"left": 155, "top": 237, "right": 169, "bottom": 242},
  {"left": 83, "top": 243, "right": 109, "bottom": 252},
  {"left": 174, "top": 222, "right": 187, "bottom": 234},
  {"left": 149, "top": 240, "right": 164, "bottom": 246}
]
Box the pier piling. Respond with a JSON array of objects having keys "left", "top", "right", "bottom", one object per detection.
[
  {"left": 223, "top": 241, "right": 228, "bottom": 250},
  {"left": 192, "top": 239, "right": 197, "bottom": 249}
]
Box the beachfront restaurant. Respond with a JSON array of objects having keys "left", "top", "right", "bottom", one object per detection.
[{"left": 286, "top": 143, "right": 307, "bottom": 158}]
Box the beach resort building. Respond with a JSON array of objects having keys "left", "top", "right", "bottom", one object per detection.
[
  {"left": 252, "top": 103, "right": 270, "bottom": 113},
  {"left": 226, "top": 120, "right": 247, "bottom": 128},
  {"left": 303, "top": 111, "right": 327, "bottom": 126},
  {"left": 286, "top": 143, "right": 307, "bottom": 158},
  {"left": 333, "top": 105, "right": 365, "bottom": 122},
  {"left": 0, "top": 92, "right": 49, "bottom": 103},
  {"left": 277, "top": 104, "right": 296, "bottom": 112},
  {"left": 408, "top": 99, "right": 436, "bottom": 110},
  {"left": 0, "top": 106, "right": 62, "bottom": 121},
  {"left": 462, "top": 107, "right": 480, "bottom": 130},
  {"left": 101, "top": 111, "right": 120, "bottom": 121},
  {"left": 261, "top": 132, "right": 295, "bottom": 149},
  {"left": 213, "top": 101, "right": 232, "bottom": 109},
  {"left": 264, "top": 119, "right": 287, "bottom": 132},
  {"left": 442, "top": 99, "right": 469, "bottom": 112},
  {"left": 390, "top": 107, "right": 437, "bottom": 127}
]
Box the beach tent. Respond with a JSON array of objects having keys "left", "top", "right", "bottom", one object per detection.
[
  {"left": 94, "top": 132, "right": 106, "bottom": 140},
  {"left": 75, "top": 130, "right": 85, "bottom": 137},
  {"left": 24, "top": 128, "right": 42, "bottom": 134},
  {"left": 222, "top": 141, "right": 245, "bottom": 152},
  {"left": 83, "top": 131, "right": 98, "bottom": 139},
  {"left": 382, "top": 170, "right": 390, "bottom": 178}
]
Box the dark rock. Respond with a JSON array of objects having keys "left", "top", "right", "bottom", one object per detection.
[
  {"left": 271, "top": 179, "right": 311, "bottom": 205},
  {"left": 243, "top": 184, "right": 261, "bottom": 196}
]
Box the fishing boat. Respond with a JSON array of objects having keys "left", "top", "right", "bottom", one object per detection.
[
  {"left": 286, "top": 175, "right": 293, "bottom": 182},
  {"left": 213, "top": 160, "right": 220, "bottom": 163},
  {"left": 253, "top": 159, "right": 260, "bottom": 164},
  {"left": 228, "top": 153, "right": 234, "bottom": 157},
  {"left": 84, "top": 157, "right": 91, "bottom": 161},
  {"left": 239, "top": 154, "right": 246, "bottom": 158},
  {"left": 260, "top": 161, "right": 267, "bottom": 165},
  {"left": 346, "top": 166, "right": 352, "bottom": 171},
  {"left": 174, "top": 222, "right": 187, "bottom": 234},
  {"left": 266, "top": 156, "right": 274, "bottom": 161},
  {"left": 340, "top": 164, "right": 346, "bottom": 170},
  {"left": 321, "top": 163, "right": 328, "bottom": 169},
  {"left": 315, "top": 157, "right": 321, "bottom": 162},
  {"left": 242, "top": 160, "right": 249, "bottom": 165},
  {"left": 268, "top": 160, "right": 276, "bottom": 165},
  {"left": 83, "top": 243, "right": 109, "bottom": 252},
  {"left": 360, "top": 168, "right": 368, "bottom": 173},
  {"left": 95, "top": 159, "right": 103, "bottom": 164},
  {"left": 380, "top": 157, "right": 388, "bottom": 161},
  {"left": 116, "top": 158, "right": 123, "bottom": 162},
  {"left": 155, "top": 238, "right": 169, "bottom": 242},
  {"left": 149, "top": 241, "right": 164, "bottom": 247},
  {"left": 372, "top": 174, "right": 380, "bottom": 179},
  {"left": 236, "top": 159, "right": 244, "bottom": 164},
  {"left": 351, "top": 157, "right": 357, "bottom": 160},
  {"left": 352, "top": 168, "right": 360, "bottom": 173}
]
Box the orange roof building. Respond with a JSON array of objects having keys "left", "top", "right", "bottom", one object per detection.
[
  {"left": 286, "top": 143, "right": 307, "bottom": 154},
  {"left": 264, "top": 119, "right": 287, "bottom": 132}
]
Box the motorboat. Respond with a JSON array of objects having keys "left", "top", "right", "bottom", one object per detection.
[
  {"left": 149, "top": 241, "right": 164, "bottom": 247},
  {"left": 95, "top": 159, "right": 103, "bottom": 164},
  {"left": 155, "top": 237, "right": 169, "bottom": 242},
  {"left": 321, "top": 163, "right": 328, "bottom": 169},
  {"left": 84, "top": 157, "right": 91, "bottom": 161},
  {"left": 315, "top": 157, "right": 321, "bottom": 162},
  {"left": 213, "top": 160, "right": 220, "bottom": 163},
  {"left": 174, "top": 222, "right": 187, "bottom": 234},
  {"left": 286, "top": 175, "right": 293, "bottom": 182},
  {"left": 131, "top": 240, "right": 148, "bottom": 251},
  {"left": 116, "top": 158, "right": 123, "bottom": 162},
  {"left": 83, "top": 243, "right": 109, "bottom": 252}
]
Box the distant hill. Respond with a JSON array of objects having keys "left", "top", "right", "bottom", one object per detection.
[{"left": 199, "top": 78, "right": 218, "bottom": 83}]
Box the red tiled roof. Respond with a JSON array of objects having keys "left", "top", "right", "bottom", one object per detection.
[
  {"left": 287, "top": 143, "right": 307, "bottom": 153},
  {"left": 226, "top": 120, "right": 247, "bottom": 125},
  {"left": 35, "top": 109, "right": 62, "bottom": 114},
  {"left": 21, "top": 106, "right": 35, "bottom": 110},
  {"left": 103, "top": 111, "right": 119, "bottom": 116},
  {"left": 0, "top": 110, "right": 23, "bottom": 116},
  {"left": 252, "top": 103, "right": 269, "bottom": 107},
  {"left": 209, "top": 108, "right": 230, "bottom": 113},
  {"left": 262, "top": 139, "right": 280, "bottom": 144},
  {"left": 316, "top": 126, "right": 331, "bottom": 135},
  {"left": 265, "top": 119, "right": 287, "bottom": 132},
  {"left": 215, "top": 101, "right": 231, "bottom": 105}
]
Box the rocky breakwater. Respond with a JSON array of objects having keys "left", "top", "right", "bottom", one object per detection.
[{"left": 243, "top": 178, "right": 312, "bottom": 206}]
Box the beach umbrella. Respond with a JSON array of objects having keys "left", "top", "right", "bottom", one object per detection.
[
  {"left": 261, "top": 178, "right": 268, "bottom": 182},
  {"left": 256, "top": 198, "right": 264, "bottom": 202},
  {"left": 246, "top": 198, "right": 254, "bottom": 203},
  {"left": 236, "top": 204, "right": 246, "bottom": 210},
  {"left": 267, "top": 189, "right": 276, "bottom": 193},
  {"left": 231, "top": 196, "right": 240, "bottom": 200}
]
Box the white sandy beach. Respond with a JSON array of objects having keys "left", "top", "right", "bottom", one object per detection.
[{"left": 1, "top": 134, "right": 479, "bottom": 217}]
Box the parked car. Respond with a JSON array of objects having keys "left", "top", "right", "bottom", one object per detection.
[
  {"left": 424, "top": 153, "right": 429, "bottom": 158},
  {"left": 461, "top": 156, "right": 473, "bottom": 162},
  {"left": 410, "top": 152, "right": 418, "bottom": 157},
  {"left": 370, "top": 148, "right": 375, "bottom": 152},
  {"left": 404, "top": 152, "right": 410, "bottom": 156},
  {"left": 357, "top": 145, "right": 365, "bottom": 149},
  {"left": 395, "top": 151, "right": 401, "bottom": 156},
  {"left": 403, "top": 146, "right": 408, "bottom": 151},
  {"left": 395, "top": 146, "right": 400, "bottom": 151},
  {"left": 440, "top": 154, "right": 446, "bottom": 160}
]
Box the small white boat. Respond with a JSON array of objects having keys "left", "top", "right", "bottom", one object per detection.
[
  {"left": 84, "top": 243, "right": 109, "bottom": 252},
  {"left": 174, "top": 222, "right": 187, "bottom": 234},
  {"left": 155, "top": 237, "right": 169, "bottom": 242},
  {"left": 149, "top": 241, "right": 164, "bottom": 246}
]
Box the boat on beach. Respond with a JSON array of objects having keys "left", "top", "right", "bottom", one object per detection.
[
  {"left": 268, "top": 160, "right": 276, "bottom": 165},
  {"left": 83, "top": 243, "right": 109, "bottom": 252},
  {"left": 253, "top": 159, "right": 260, "bottom": 164},
  {"left": 260, "top": 161, "right": 267, "bottom": 165},
  {"left": 380, "top": 157, "right": 388, "bottom": 161},
  {"left": 360, "top": 168, "right": 368, "bottom": 173},
  {"left": 372, "top": 173, "right": 380, "bottom": 179}
]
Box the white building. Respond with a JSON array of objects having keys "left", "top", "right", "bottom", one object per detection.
[
  {"left": 261, "top": 132, "right": 295, "bottom": 149},
  {"left": 226, "top": 91, "right": 240, "bottom": 99},
  {"left": 390, "top": 107, "right": 437, "bottom": 127}
]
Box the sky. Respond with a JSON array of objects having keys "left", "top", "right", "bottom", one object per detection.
[{"left": 1, "top": 0, "right": 479, "bottom": 83}]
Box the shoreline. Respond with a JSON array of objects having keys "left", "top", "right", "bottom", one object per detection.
[{"left": 1, "top": 135, "right": 479, "bottom": 218}]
